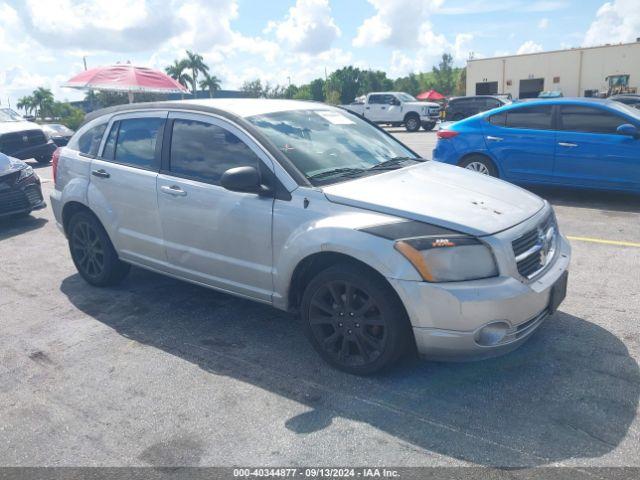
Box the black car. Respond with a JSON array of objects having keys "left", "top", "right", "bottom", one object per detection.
[
  {"left": 610, "top": 94, "right": 640, "bottom": 109},
  {"left": 42, "top": 123, "right": 75, "bottom": 147},
  {"left": 0, "top": 108, "right": 57, "bottom": 164},
  {"left": 0, "top": 153, "right": 46, "bottom": 219},
  {"left": 444, "top": 95, "right": 511, "bottom": 121}
]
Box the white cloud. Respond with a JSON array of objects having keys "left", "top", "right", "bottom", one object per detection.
[
  {"left": 517, "top": 40, "right": 544, "bottom": 54},
  {"left": 538, "top": 18, "right": 550, "bottom": 29},
  {"left": 353, "top": 0, "right": 444, "bottom": 48},
  {"left": 583, "top": 0, "right": 640, "bottom": 46},
  {"left": 14, "top": 0, "right": 180, "bottom": 52},
  {"left": 265, "top": 0, "right": 340, "bottom": 54}
]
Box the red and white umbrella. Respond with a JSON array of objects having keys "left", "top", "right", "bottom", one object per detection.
[
  {"left": 416, "top": 89, "right": 445, "bottom": 101},
  {"left": 63, "top": 64, "right": 188, "bottom": 102}
]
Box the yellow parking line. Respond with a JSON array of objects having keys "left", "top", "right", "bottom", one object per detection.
[{"left": 567, "top": 236, "right": 640, "bottom": 248}]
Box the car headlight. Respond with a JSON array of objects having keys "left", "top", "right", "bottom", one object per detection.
[
  {"left": 18, "top": 165, "right": 35, "bottom": 181},
  {"left": 394, "top": 236, "right": 498, "bottom": 282},
  {"left": 421, "top": 106, "right": 428, "bottom": 115}
]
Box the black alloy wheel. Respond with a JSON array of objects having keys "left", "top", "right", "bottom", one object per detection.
[
  {"left": 302, "top": 264, "right": 410, "bottom": 374},
  {"left": 71, "top": 219, "right": 106, "bottom": 282},
  {"left": 68, "top": 211, "right": 130, "bottom": 286}
]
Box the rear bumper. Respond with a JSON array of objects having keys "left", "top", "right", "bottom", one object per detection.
[
  {"left": 10, "top": 141, "right": 56, "bottom": 161},
  {"left": 389, "top": 234, "right": 571, "bottom": 360},
  {"left": 431, "top": 139, "right": 458, "bottom": 164}
]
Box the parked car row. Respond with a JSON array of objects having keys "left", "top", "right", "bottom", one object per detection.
[{"left": 49, "top": 98, "right": 570, "bottom": 374}]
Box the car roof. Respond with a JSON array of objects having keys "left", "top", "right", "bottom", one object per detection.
[{"left": 83, "top": 98, "right": 340, "bottom": 124}]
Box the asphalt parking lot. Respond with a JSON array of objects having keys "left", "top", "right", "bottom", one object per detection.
[{"left": 1, "top": 130, "right": 639, "bottom": 469}]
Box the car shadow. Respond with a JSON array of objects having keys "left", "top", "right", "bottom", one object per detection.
[
  {"left": 526, "top": 185, "right": 640, "bottom": 213},
  {"left": 60, "top": 268, "right": 639, "bottom": 467},
  {"left": 0, "top": 215, "right": 47, "bottom": 241}
]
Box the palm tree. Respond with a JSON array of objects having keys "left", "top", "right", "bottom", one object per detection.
[
  {"left": 17, "top": 95, "right": 35, "bottom": 116},
  {"left": 165, "top": 59, "right": 192, "bottom": 99},
  {"left": 199, "top": 73, "right": 221, "bottom": 98},
  {"left": 184, "top": 50, "right": 209, "bottom": 96},
  {"left": 32, "top": 87, "right": 54, "bottom": 119}
]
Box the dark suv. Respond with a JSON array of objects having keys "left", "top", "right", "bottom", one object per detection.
[
  {"left": 610, "top": 94, "right": 640, "bottom": 110},
  {"left": 0, "top": 108, "right": 57, "bottom": 164},
  {"left": 444, "top": 95, "right": 511, "bottom": 121}
]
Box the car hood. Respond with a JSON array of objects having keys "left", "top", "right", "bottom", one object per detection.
[
  {"left": 0, "top": 120, "right": 44, "bottom": 134},
  {"left": 0, "top": 152, "right": 26, "bottom": 175},
  {"left": 322, "top": 162, "right": 545, "bottom": 236}
]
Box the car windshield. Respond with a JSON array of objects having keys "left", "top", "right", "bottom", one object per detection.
[
  {"left": 611, "top": 101, "right": 640, "bottom": 120},
  {"left": 247, "top": 109, "right": 417, "bottom": 185},
  {"left": 0, "top": 108, "right": 23, "bottom": 122},
  {"left": 44, "top": 124, "right": 74, "bottom": 135},
  {"left": 396, "top": 93, "right": 416, "bottom": 102}
]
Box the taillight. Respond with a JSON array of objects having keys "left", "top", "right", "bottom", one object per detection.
[
  {"left": 437, "top": 130, "right": 459, "bottom": 139},
  {"left": 51, "top": 147, "right": 61, "bottom": 185}
]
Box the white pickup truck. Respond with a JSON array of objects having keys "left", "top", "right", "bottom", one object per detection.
[{"left": 342, "top": 92, "right": 441, "bottom": 131}]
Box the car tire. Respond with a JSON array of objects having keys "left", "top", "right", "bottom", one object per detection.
[
  {"left": 459, "top": 155, "right": 498, "bottom": 177},
  {"left": 67, "top": 211, "right": 130, "bottom": 287},
  {"left": 301, "top": 263, "right": 411, "bottom": 375},
  {"left": 36, "top": 155, "right": 51, "bottom": 164},
  {"left": 404, "top": 114, "right": 421, "bottom": 132},
  {"left": 421, "top": 122, "right": 436, "bottom": 131}
]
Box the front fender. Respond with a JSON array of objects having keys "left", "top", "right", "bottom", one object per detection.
[{"left": 271, "top": 190, "right": 422, "bottom": 309}]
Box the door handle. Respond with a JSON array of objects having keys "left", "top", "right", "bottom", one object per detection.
[
  {"left": 486, "top": 136, "right": 503, "bottom": 142},
  {"left": 160, "top": 185, "right": 187, "bottom": 197},
  {"left": 381, "top": 107, "right": 386, "bottom": 110},
  {"left": 91, "top": 169, "right": 110, "bottom": 179},
  {"left": 365, "top": 107, "right": 370, "bottom": 110},
  {"left": 558, "top": 142, "right": 578, "bottom": 148}
]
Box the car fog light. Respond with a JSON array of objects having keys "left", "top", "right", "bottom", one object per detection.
[{"left": 475, "top": 321, "right": 510, "bottom": 346}]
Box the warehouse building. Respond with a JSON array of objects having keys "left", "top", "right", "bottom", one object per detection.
[{"left": 466, "top": 41, "right": 640, "bottom": 99}]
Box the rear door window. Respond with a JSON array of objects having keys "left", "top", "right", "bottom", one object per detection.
[
  {"left": 168, "top": 119, "right": 260, "bottom": 185},
  {"left": 368, "top": 95, "right": 384, "bottom": 104},
  {"left": 504, "top": 105, "right": 553, "bottom": 130},
  {"left": 487, "top": 112, "right": 506, "bottom": 126},
  {"left": 109, "top": 118, "right": 164, "bottom": 169},
  {"left": 560, "top": 105, "right": 627, "bottom": 134}
]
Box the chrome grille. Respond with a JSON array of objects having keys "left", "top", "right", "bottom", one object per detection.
[{"left": 512, "top": 214, "right": 557, "bottom": 279}]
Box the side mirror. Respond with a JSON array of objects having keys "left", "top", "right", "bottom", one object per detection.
[
  {"left": 221, "top": 166, "right": 271, "bottom": 195},
  {"left": 616, "top": 124, "right": 639, "bottom": 138}
]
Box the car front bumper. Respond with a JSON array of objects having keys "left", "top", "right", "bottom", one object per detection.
[
  {"left": 420, "top": 114, "right": 439, "bottom": 123},
  {"left": 388, "top": 233, "right": 571, "bottom": 360},
  {"left": 0, "top": 174, "right": 46, "bottom": 218}
]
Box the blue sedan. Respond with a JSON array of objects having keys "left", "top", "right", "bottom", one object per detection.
[{"left": 432, "top": 98, "right": 640, "bottom": 193}]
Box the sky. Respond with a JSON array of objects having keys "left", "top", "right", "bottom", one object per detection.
[{"left": 1, "top": 0, "right": 639, "bottom": 109}]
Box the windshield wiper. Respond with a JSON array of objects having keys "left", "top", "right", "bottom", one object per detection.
[
  {"left": 307, "top": 167, "right": 366, "bottom": 181},
  {"left": 367, "top": 156, "right": 427, "bottom": 171}
]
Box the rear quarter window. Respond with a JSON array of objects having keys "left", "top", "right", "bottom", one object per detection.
[{"left": 68, "top": 121, "right": 108, "bottom": 156}]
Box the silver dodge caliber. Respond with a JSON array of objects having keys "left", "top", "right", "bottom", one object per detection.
[{"left": 50, "top": 99, "right": 570, "bottom": 374}]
